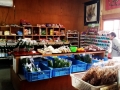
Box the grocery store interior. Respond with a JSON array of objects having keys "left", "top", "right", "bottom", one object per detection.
[{"left": 0, "top": 0, "right": 120, "bottom": 90}]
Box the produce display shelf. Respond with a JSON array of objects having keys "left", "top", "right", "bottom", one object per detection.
[
  {"left": 42, "top": 51, "right": 105, "bottom": 57},
  {"left": 13, "top": 51, "right": 105, "bottom": 57}
]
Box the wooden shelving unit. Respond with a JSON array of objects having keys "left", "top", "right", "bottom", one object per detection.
[
  {"left": 0, "top": 26, "right": 68, "bottom": 59},
  {"left": 0, "top": 26, "right": 66, "bottom": 42},
  {"left": 67, "top": 32, "right": 79, "bottom": 47}
]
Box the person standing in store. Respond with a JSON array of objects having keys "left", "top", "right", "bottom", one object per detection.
[{"left": 109, "top": 32, "right": 120, "bottom": 57}]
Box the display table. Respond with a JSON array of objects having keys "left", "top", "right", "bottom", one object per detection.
[
  {"left": 11, "top": 51, "right": 105, "bottom": 90},
  {"left": 11, "top": 67, "right": 78, "bottom": 90}
]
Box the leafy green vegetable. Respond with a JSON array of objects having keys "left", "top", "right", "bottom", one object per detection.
[
  {"left": 84, "top": 54, "right": 92, "bottom": 63},
  {"left": 74, "top": 55, "right": 81, "bottom": 60},
  {"left": 48, "top": 60, "right": 53, "bottom": 67},
  {"left": 48, "top": 57, "right": 72, "bottom": 68}
]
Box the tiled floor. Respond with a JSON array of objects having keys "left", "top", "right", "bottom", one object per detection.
[
  {"left": 0, "top": 59, "right": 14, "bottom": 90},
  {"left": 0, "top": 68, "right": 14, "bottom": 90}
]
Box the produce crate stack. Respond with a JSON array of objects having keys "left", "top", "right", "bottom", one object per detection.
[
  {"left": 46, "top": 56, "right": 72, "bottom": 77},
  {"left": 67, "top": 54, "right": 108, "bottom": 71},
  {"left": 20, "top": 54, "right": 108, "bottom": 82}
]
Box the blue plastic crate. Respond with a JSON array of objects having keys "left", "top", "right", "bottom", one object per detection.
[
  {"left": 93, "top": 55, "right": 108, "bottom": 61},
  {"left": 45, "top": 56, "right": 54, "bottom": 60},
  {"left": 34, "top": 57, "right": 41, "bottom": 61},
  {"left": 68, "top": 55, "right": 100, "bottom": 71},
  {"left": 52, "top": 67, "right": 71, "bottom": 77},
  {"left": 65, "top": 57, "right": 87, "bottom": 73},
  {"left": 44, "top": 56, "right": 55, "bottom": 66},
  {"left": 71, "top": 60, "right": 87, "bottom": 73},
  {"left": 92, "top": 59, "right": 99, "bottom": 63},
  {"left": 86, "top": 63, "right": 92, "bottom": 70},
  {"left": 58, "top": 56, "right": 68, "bottom": 59},
  {"left": 103, "top": 57, "right": 108, "bottom": 61},
  {"left": 45, "top": 56, "right": 71, "bottom": 77},
  {"left": 85, "top": 60, "right": 99, "bottom": 70},
  {"left": 23, "top": 63, "right": 52, "bottom": 82},
  {"left": 71, "top": 54, "right": 76, "bottom": 59},
  {"left": 34, "top": 57, "right": 48, "bottom": 65},
  {"left": 92, "top": 55, "right": 100, "bottom": 60}
]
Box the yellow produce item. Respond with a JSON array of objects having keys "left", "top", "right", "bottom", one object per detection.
[
  {"left": 50, "top": 29, "right": 53, "bottom": 35},
  {"left": 4, "top": 31, "right": 10, "bottom": 35}
]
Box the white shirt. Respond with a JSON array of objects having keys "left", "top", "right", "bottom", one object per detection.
[{"left": 108, "top": 40, "right": 112, "bottom": 53}]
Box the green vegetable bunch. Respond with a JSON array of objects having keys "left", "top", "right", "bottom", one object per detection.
[
  {"left": 74, "top": 54, "right": 92, "bottom": 63},
  {"left": 48, "top": 57, "right": 72, "bottom": 68}
]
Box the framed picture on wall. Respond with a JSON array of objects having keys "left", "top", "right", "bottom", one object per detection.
[{"left": 84, "top": 0, "right": 100, "bottom": 26}]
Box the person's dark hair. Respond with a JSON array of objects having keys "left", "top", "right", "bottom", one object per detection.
[{"left": 110, "top": 32, "right": 116, "bottom": 37}]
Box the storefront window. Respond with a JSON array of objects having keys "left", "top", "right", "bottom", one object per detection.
[{"left": 103, "top": 19, "right": 120, "bottom": 39}]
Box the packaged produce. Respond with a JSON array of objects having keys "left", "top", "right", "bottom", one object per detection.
[{"left": 85, "top": 45, "right": 104, "bottom": 51}]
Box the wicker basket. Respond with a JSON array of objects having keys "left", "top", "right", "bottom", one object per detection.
[{"left": 71, "top": 74, "right": 117, "bottom": 90}]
